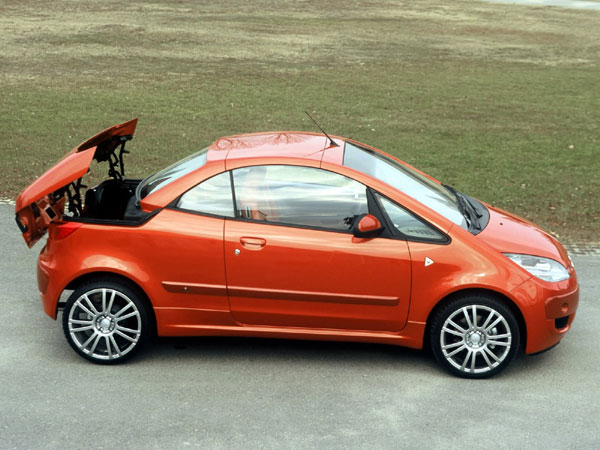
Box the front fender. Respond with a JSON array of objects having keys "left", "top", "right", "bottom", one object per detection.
[{"left": 406, "top": 237, "right": 531, "bottom": 324}]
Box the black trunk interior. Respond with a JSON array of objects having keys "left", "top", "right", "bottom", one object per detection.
[{"left": 82, "top": 179, "right": 146, "bottom": 222}]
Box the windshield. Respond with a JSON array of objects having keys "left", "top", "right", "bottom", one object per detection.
[
  {"left": 138, "top": 147, "right": 209, "bottom": 199},
  {"left": 343, "top": 142, "right": 467, "bottom": 229}
]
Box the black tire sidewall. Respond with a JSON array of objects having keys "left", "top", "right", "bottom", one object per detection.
[
  {"left": 62, "top": 278, "right": 151, "bottom": 364},
  {"left": 430, "top": 295, "right": 521, "bottom": 379}
]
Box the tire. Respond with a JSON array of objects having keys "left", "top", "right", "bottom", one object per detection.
[
  {"left": 62, "top": 278, "right": 151, "bottom": 364},
  {"left": 430, "top": 295, "right": 520, "bottom": 379}
]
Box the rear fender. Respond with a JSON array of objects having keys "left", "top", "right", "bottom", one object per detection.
[{"left": 44, "top": 255, "right": 152, "bottom": 319}]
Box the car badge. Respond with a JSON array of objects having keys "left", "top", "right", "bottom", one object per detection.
[{"left": 424, "top": 257, "right": 434, "bottom": 267}]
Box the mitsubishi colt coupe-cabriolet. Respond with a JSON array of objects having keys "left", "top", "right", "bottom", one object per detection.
[{"left": 15, "top": 119, "right": 579, "bottom": 378}]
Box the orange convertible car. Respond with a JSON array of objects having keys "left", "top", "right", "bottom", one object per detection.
[{"left": 16, "top": 119, "right": 579, "bottom": 378}]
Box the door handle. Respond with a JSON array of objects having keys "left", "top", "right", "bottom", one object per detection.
[{"left": 240, "top": 237, "right": 267, "bottom": 250}]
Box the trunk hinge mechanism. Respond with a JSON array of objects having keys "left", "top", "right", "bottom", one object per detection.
[
  {"left": 108, "top": 135, "right": 132, "bottom": 181},
  {"left": 55, "top": 178, "right": 85, "bottom": 217}
]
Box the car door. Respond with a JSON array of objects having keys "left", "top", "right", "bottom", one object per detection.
[{"left": 224, "top": 165, "right": 412, "bottom": 332}]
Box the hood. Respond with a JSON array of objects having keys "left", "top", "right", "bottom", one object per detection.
[
  {"left": 15, "top": 119, "right": 137, "bottom": 247},
  {"left": 476, "top": 205, "right": 570, "bottom": 267}
]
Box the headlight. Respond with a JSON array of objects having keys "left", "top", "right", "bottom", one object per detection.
[{"left": 503, "top": 253, "right": 570, "bottom": 282}]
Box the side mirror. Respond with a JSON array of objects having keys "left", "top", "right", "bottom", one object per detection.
[{"left": 353, "top": 214, "right": 384, "bottom": 238}]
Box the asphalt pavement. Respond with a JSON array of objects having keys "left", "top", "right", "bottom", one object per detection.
[{"left": 1, "top": 204, "right": 598, "bottom": 449}]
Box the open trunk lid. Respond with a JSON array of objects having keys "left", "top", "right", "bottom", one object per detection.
[{"left": 15, "top": 119, "right": 138, "bottom": 247}]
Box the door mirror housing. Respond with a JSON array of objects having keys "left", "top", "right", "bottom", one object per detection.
[{"left": 353, "top": 214, "right": 384, "bottom": 238}]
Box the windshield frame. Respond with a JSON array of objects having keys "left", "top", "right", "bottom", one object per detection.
[{"left": 342, "top": 141, "right": 468, "bottom": 230}]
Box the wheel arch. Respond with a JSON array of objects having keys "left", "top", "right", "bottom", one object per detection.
[
  {"left": 61, "top": 271, "right": 157, "bottom": 335},
  {"left": 423, "top": 287, "right": 527, "bottom": 352}
]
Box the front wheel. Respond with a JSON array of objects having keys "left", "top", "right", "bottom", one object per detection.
[
  {"left": 62, "top": 279, "right": 151, "bottom": 364},
  {"left": 430, "top": 295, "right": 520, "bottom": 379}
]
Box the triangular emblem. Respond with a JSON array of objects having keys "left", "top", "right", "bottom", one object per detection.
[{"left": 424, "top": 257, "right": 434, "bottom": 267}]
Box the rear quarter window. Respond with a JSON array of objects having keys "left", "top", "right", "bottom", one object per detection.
[{"left": 176, "top": 172, "right": 234, "bottom": 217}]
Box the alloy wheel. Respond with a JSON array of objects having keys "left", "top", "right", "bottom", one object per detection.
[
  {"left": 67, "top": 288, "right": 142, "bottom": 361},
  {"left": 440, "top": 304, "right": 512, "bottom": 375}
]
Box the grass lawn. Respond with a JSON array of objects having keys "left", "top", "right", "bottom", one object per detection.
[{"left": 1, "top": 0, "right": 598, "bottom": 241}]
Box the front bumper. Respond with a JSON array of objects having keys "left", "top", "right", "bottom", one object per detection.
[{"left": 511, "top": 273, "right": 579, "bottom": 354}]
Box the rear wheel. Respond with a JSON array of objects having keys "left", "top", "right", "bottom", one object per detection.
[
  {"left": 62, "top": 279, "right": 151, "bottom": 364},
  {"left": 430, "top": 295, "right": 520, "bottom": 378}
]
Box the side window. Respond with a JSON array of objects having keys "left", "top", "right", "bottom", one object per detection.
[
  {"left": 176, "top": 172, "right": 234, "bottom": 217},
  {"left": 232, "top": 165, "right": 368, "bottom": 231},
  {"left": 376, "top": 193, "right": 446, "bottom": 241}
]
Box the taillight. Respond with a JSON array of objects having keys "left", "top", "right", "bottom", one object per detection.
[{"left": 49, "top": 221, "right": 82, "bottom": 240}]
